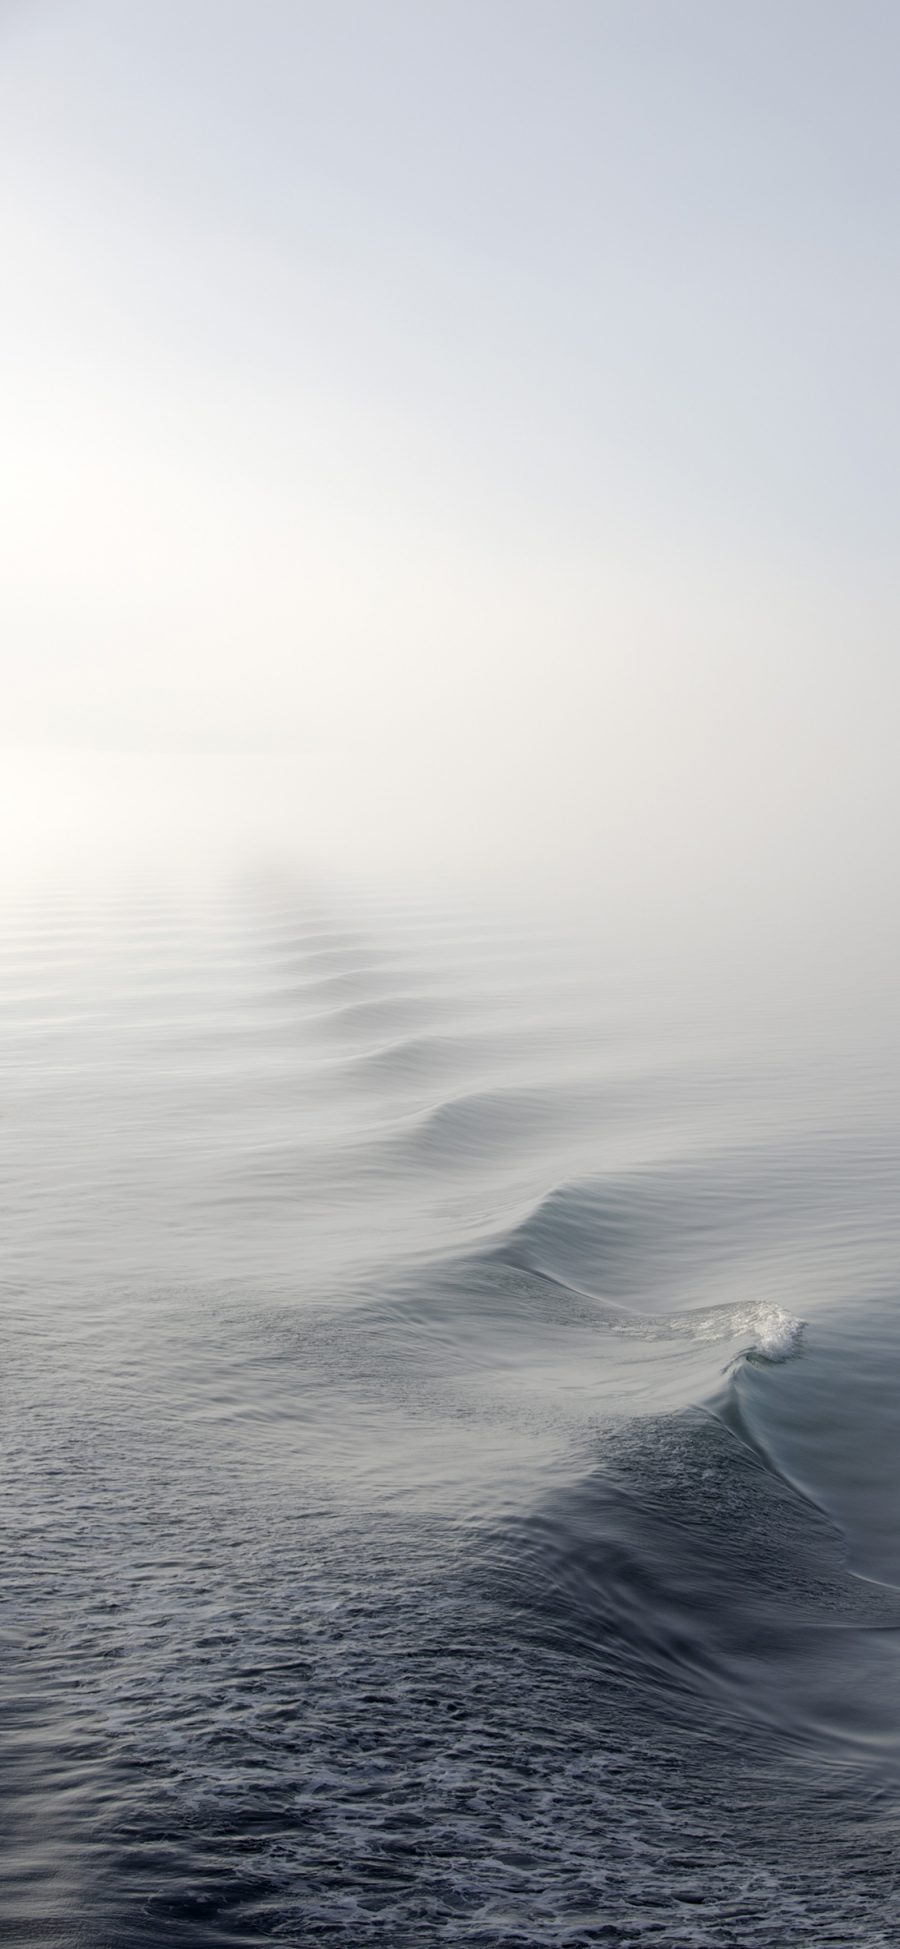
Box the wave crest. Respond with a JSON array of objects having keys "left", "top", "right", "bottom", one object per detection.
[{"left": 679, "top": 1300, "right": 804, "bottom": 1362}]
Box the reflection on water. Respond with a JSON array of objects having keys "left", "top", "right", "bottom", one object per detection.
[{"left": 3, "top": 876, "right": 900, "bottom": 1945}]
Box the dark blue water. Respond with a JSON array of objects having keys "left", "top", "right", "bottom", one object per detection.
[{"left": 3, "top": 880, "right": 900, "bottom": 1945}]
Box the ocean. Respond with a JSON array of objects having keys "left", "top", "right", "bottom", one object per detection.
[{"left": 3, "top": 872, "right": 900, "bottom": 1946}]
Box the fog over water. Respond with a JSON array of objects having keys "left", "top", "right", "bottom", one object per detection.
[{"left": 4, "top": 5, "right": 900, "bottom": 1945}]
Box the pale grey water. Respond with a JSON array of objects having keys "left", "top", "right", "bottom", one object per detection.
[{"left": 3, "top": 877, "right": 900, "bottom": 1945}]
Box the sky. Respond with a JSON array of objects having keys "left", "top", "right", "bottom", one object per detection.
[{"left": 1, "top": 1, "right": 898, "bottom": 917}]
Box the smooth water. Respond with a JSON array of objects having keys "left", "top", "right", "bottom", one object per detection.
[{"left": 3, "top": 880, "right": 900, "bottom": 1946}]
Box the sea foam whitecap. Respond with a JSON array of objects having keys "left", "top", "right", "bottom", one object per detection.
[
  {"left": 741, "top": 1303, "right": 805, "bottom": 1362},
  {"left": 675, "top": 1300, "right": 804, "bottom": 1362}
]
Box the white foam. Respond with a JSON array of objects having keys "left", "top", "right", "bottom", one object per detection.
[
  {"left": 740, "top": 1303, "right": 803, "bottom": 1361},
  {"left": 675, "top": 1300, "right": 804, "bottom": 1362}
]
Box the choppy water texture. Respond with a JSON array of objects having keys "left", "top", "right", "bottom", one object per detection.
[{"left": 3, "top": 881, "right": 900, "bottom": 1946}]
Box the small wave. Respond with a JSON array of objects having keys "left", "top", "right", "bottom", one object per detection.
[
  {"left": 679, "top": 1300, "right": 804, "bottom": 1362},
  {"left": 497, "top": 1169, "right": 734, "bottom": 1307},
  {"left": 305, "top": 995, "right": 435, "bottom": 1038},
  {"left": 344, "top": 1031, "right": 482, "bottom": 1086},
  {"left": 740, "top": 1303, "right": 804, "bottom": 1361},
  {"left": 403, "top": 1085, "right": 560, "bottom": 1160}
]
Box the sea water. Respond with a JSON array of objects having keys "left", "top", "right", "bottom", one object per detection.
[{"left": 2, "top": 871, "right": 900, "bottom": 1946}]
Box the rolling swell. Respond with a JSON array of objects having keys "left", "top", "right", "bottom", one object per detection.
[{"left": 3, "top": 884, "right": 900, "bottom": 1943}]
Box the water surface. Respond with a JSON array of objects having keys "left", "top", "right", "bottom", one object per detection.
[{"left": 3, "top": 880, "right": 900, "bottom": 1945}]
